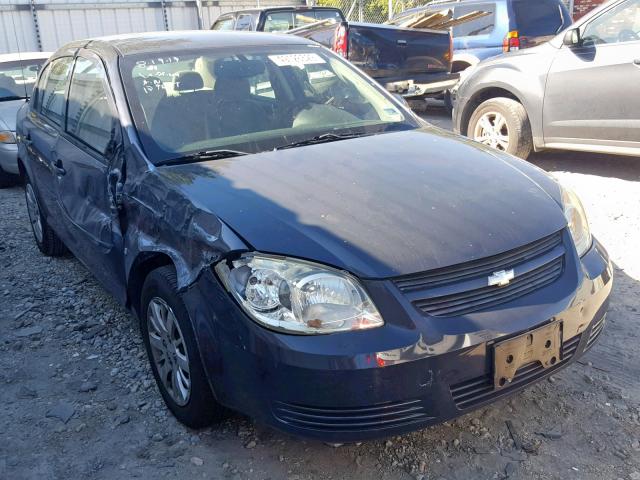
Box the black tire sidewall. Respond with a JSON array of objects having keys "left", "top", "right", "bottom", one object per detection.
[{"left": 140, "top": 266, "right": 221, "bottom": 428}]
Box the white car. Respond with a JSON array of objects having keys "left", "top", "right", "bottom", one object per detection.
[{"left": 0, "top": 52, "right": 51, "bottom": 187}]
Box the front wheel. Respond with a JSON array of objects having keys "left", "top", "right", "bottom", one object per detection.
[
  {"left": 141, "top": 266, "right": 227, "bottom": 428},
  {"left": 468, "top": 97, "right": 533, "bottom": 159}
]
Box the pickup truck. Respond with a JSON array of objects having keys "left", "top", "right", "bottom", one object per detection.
[{"left": 210, "top": 6, "right": 458, "bottom": 100}]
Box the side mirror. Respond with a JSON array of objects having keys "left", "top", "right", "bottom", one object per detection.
[{"left": 563, "top": 28, "right": 582, "bottom": 47}]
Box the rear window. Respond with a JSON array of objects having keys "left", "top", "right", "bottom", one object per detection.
[
  {"left": 512, "top": 0, "right": 567, "bottom": 37},
  {"left": 453, "top": 4, "right": 497, "bottom": 37}
]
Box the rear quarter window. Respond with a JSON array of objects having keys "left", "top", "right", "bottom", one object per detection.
[
  {"left": 512, "top": 0, "right": 567, "bottom": 37},
  {"left": 453, "top": 4, "right": 497, "bottom": 37}
]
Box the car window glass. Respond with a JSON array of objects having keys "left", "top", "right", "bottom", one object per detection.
[
  {"left": 31, "top": 63, "right": 50, "bottom": 110},
  {"left": 453, "top": 4, "right": 496, "bottom": 37},
  {"left": 235, "top": 14, "right": 253, "bottom": 31},
  {"left": 40, "top": 57, "right": 73, "bottom": 126},
  {"left": 66, "top": 57, "right": 116, "bottom": 155},
  {"left": 294, "top": 11, "right": 318, "bottom": 27},
  {"left": 212, "top": 16, "right": 235, "bottom": 30},
  {"left": 0, "top": 59, "right": 46, "bottom": 100},
  {"left": 512, "top": 0, "right": 566, "bottom": 37},
  {"left": 582, "top": 0, "right": 640, "bottom": 45},
  {"left": 314, "top": 10, "right": 343, "bottom": 22},
  {"left": 123, "top": 46, "right": 416, "bottom": 163},
  {"left": 264, "top": 12, "right": 294, "bottom": 32}
]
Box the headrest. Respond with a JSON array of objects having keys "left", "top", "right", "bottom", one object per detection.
[
  {"left": 213, "top": 59, "right": 265, "bottom": 79},
  {"left": 174, "top": 71, "right": 203, "bottom": 91}
]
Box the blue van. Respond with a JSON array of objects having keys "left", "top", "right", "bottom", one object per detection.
[{"left": 396, "top": 0, "right": 572, "bottom": 72}]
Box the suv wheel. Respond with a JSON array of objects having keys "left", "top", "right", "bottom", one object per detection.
[
  {"left": 141, "top": 266, "right": 227, "bottom": 428},
  {"left": 25, "top": 180, "right": 67, "bottom": 256},
  {"left": 468, "top": 97, "right": 533, "bottom": 159}
]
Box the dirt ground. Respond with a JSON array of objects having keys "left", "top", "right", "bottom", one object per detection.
[{"left": 1, "top": 106, "right": 639, "bottom": 480}]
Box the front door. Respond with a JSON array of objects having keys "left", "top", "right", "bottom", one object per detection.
[
  {"left": 543, "top": 0, "right": 640, "bottom": 153},
  {"left": 53, "top": 52, "right": 126, "bottom": 301}
]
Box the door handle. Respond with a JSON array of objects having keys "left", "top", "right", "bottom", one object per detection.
[{"left": 53, "top": 158, "right": 66, "bottom": 176}]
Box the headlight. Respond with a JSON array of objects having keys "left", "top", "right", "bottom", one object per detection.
[
  {"left": 0, "top": 131, "right": 16, "bottom": 144},
  {"left": 560, "top": 186, "right": 591, "bottom": 257},
  {"left": 216, "top": 254, "right": 384, "bottom": 335}
]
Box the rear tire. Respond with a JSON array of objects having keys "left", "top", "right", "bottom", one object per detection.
[
  {"left": 468, "top": 97, "right": 533, "bottom": 159},
  {"left": 24, "top": 179, "right": 67, "bottom": 256},
  {"left": 141, "top": 266, "right": 227, "bottom": 428}
]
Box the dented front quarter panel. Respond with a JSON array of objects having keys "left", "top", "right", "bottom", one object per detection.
[{"left": 121, "top": 145, "right": 248, "bottom": 293}]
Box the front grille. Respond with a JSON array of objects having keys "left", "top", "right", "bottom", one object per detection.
[
  {"left": 450, "top": 334, "right": 581, "bottom": 410},
  {"left": 272, "top": 399, "right": 433, "bottom": 432},
  {"left": 395, "top": 231, "right": 565, "bottom": 317}
]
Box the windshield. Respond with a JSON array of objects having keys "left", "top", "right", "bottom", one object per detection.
[
  {"left": 0, "top": 59, "right": 46, "bottom": 101},
  {"left": 121, "top": 45, "right": 418, "bottom": 163}
]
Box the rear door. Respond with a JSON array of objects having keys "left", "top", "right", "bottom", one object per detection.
[
  {"left": 54, "top": 52, "right": 126, "bottom": 300},
  {"left": 543, "top": 0, "right": 640, "bottom": 151},
  {"left": 511, "top": 0, "right": 571, "bottom": 48},
  {"left": 21, "top": 57, "right": 73, "bottom": 230}
]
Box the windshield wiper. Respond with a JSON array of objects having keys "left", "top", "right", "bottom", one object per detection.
[
  {"left": 155, "top": 149, "right": 248, "bottom": 167},
  {"left": 275, "top": 132, "right": 371, "bottom": 150},
  {"left": 0, "top": 95, "right": 27, "bottom": 102}
]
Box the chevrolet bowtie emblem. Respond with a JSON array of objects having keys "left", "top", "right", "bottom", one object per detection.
[{"left": 488, "top": 269, "right": 515, "bottom": 287}]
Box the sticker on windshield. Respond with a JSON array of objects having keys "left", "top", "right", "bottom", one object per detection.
[{"left": 268, "top": 53, "right": 326, "bottom": 68}]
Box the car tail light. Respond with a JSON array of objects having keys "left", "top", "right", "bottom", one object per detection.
[
  {"left": 503, "top": 30, "right": 520, "bottom": 52},
  {"left": 333, "top": 23, "right": 348, "bottom": 58}
]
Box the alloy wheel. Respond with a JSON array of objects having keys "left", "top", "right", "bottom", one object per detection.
[
  {"left": 147, "top": 297, "right": 191, "bottom": 406},
  {"left": 25, "top": 183, "right": 43, "bottom": 244},
  {"left": 473, "top": 111, "right": 510, "bottom": 151}
]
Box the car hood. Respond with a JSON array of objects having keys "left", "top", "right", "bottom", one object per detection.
[
  {"left": 160, "top": 128, "right": 567, "bottom": 279},
  {"left": 0, "top": 99, "right": 24, "bottom": 130}
]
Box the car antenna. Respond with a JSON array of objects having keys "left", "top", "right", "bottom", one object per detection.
[{"left": 8, "top": 9, "right": 30, "bottom": 100}]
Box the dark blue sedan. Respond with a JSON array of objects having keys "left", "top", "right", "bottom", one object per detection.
[{"left": 16, "top": 31, "right": 612, "bottom": 441}]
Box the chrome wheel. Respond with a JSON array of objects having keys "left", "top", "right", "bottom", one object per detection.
[
  {"left": 25, "top": 183, "right": 43, "bottom": 243},
  {"left": 147, "top": 297, "right": 191, "bottom": 406},
  {"left": 473, "top": 111, "right": 510, "bottom": 151}
]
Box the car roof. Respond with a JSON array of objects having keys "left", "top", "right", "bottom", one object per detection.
[
  {"left": 57, "top": 30, "right": 314, "bottom": 57},
  {"left": 222, "top": 5, "right": 341, "bottom": 13},
  {"left": 0, "top": 52, "right": 52, "bottom": 63}
]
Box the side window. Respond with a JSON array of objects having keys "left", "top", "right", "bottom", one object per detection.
[
  {"left": 582, "top": 0, "right": 640, "bottom": 45},
  {"left": 453, "top": 4, "right": 496, "bottom": 37},
  {"left": 235, "top": 14, "right": 253, "bottom": 31},
  {"left": 40, "top": 57, "right": 73, "bottom": 126},
  {"left": 212, "top": 15, "right": 235, "bottom": 30},
  {"left": 66, "top": 57, "right": 117, "bottom": 155},
  {"left": 32, "top": 63, "right": 51, "bottom": 111},
  {"left": 263, "top": 12, "right": 294, "bottom": 32}
]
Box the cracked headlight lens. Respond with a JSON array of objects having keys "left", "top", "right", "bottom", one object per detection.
[
  {"left": 561, "top": 185, "right": 591, "bottom": 257},
  {"left": 216, "top": 254, "right": 384, "bottom": 334}
]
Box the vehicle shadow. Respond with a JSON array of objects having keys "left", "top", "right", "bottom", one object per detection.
[{"left": 530, "top": 150, "right": 640, "bottom": 182}]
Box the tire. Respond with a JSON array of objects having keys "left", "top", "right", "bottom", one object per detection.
[
  {"left": 24, "top": 179, "right": 67, "bottom": 256},
  {"left": 0, "top": 166, "right": 18, "bottom": 188},
  {"left": 468, "top": 97, "right": 533, "bottom": 159},
  {"left": 141, "top": 266, "right": 227, "bottom": 428}
]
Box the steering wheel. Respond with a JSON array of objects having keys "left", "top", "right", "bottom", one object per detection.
[{"left": 618, "top": 29, "right": 639, "bottom": 42}]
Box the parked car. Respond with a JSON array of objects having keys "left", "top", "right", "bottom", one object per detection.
[
  {"left": 212, "top": 6, "right": 458, "bottom": 100},
  {"left": 453, "top": 0, "right": 640, "bottom": 159},
  {"left": 0, "top": 52, "right": 50, "bottom": 187},
  {"left": 393, "top": 0, "right": 572, "bottom": 73},
  {"left": 17, "top": 31, "right": 611, "bottom": 442}
]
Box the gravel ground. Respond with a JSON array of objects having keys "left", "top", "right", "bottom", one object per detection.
[{"left": 1, "top": 106, "right": 639, "bottom": 479}]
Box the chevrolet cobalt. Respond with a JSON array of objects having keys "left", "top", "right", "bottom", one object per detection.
[{"left": 16, "top": 32, "right": 611, "bottom": 441}]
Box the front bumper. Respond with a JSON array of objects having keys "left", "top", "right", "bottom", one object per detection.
[
  {"left": 184, "top": 238, "right": 612, "bottom": 442},
  {"left": 0, "top": 141, "right": 19, "bottom": 175}
]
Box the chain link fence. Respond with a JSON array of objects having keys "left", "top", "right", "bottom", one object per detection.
[
  {"left": 316, "top": 0, "right": 435, "bottom": 24},
  {"left": 316, "top": 0, "right": 575, "bottom": 24}
]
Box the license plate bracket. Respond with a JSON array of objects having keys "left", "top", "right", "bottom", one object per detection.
[{"left": 493, "top": 322, "right": 561, "bottom": 390}]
